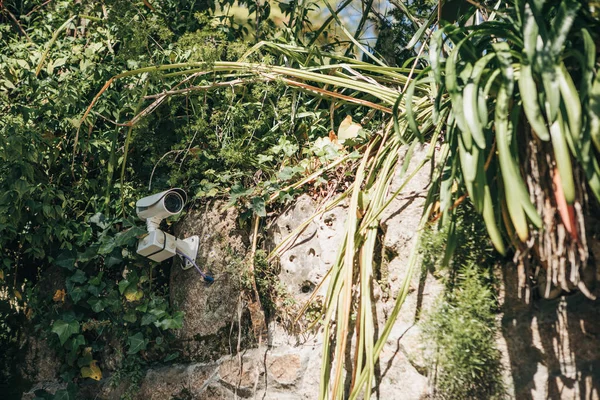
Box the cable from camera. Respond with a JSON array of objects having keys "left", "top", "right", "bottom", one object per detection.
[{"left": 176, "top": 250, "right": 214, "bottom": 283}]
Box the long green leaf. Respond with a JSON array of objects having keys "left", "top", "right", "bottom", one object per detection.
[{"left": 518, "top": 63, "right": 550, "bottom": 141}]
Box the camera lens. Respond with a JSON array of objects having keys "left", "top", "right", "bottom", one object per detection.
[{"left": 164, "top": 192, "right": 184, "bottom": 213}]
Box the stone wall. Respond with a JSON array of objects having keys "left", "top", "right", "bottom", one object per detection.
[
  {"left": 100, "top": 144, "right": 439, "bottom": 399},
  {"left": 170, "top": 202, "right": 252, "bottom": 361},
  {"left": 498, "top": 262, "right": 600, "bottom": 399},
  {"left": 22, "top": 143, "right": 600, "bottom": 399}
]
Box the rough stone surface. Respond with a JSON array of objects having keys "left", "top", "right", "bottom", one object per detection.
[
  {"left": 270, "top": 194, "right": 347, "bottom": 301},
  {"left": 19, "top": 267, "right": 64, "bottom": 386},
  {"left": 267, "top": 353, "right": 302, "bottom": 385},
  {"left": 375, "top": 144, "right": 439, "bottom": 399},
  {"left": 19, "top": 335, "right": 59, "bottom": 384},
  {"left": 170, "top": 201, "right": 250, "bottom": 359},
  {"left": 218, "top": 354, "right": 260, "bottom": 396},
  {"left": 380, "top": 144, "right": 445, "bottom": 312},
  {"left": 266, "top": 144, "right": 436, "bottom": 399},
  {"left": 137, "top": 362, "right": 219, "bottom": 399},
  {"left": 500, "top": 261, "right": 600, "bottom": 400}
]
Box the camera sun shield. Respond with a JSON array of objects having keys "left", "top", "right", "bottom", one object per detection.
[{"left": 136, "top": 188, "right": 187, "bottom": 220}]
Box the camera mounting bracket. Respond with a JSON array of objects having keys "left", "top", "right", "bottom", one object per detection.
[{"left": 176, "top": 235, "right": 199, "bottom": 270}]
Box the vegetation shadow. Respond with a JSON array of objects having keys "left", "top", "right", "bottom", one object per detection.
[{"left": 501, "top": 264, "right": 600, "bottom": 399}]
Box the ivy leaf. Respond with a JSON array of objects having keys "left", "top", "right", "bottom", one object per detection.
[
  {"left": 55, "top": 251, "right": 76, "bottom": 270},
  {"left": 97, "top": 236, "right": 116, "bottom": 255},
  {"left": 118, "top": 279, "right": 131, "bottom": 295},
  {"left": 163, "top": 352, "right": 179, "bottom": 362},
  {"left": 250, "top": 196, "right": 266, "bottom": 217},
  {"left": 88, "top": 272, "right": 104, "bottom": 286},
  {"left": 155, "top": 315, "right": 183, "bottom": 330},
  {"left": 69, "top": 269, "right": 87, "bottom": 284},
  {"left": 148, "top": 308, "right": 167, "bottom": 319},
  {"left": 87, "top": 297, "right": 105, "bottom": 313},
  {"left": 135, "top": 303, "right": 148, "bottom": 313},
  {"left": 123, "top": 311, "right": 137, "bottom": 323},
  {"left": 141, "top": 313, "right": 156, "bottom": 326},
  {"left": 52, "top": 319, "right": 80, "bottom": 345},
  {"left": 127, "top": 332, "right": 148, "bottom": 354},
  {"left": 123, "top": 285, "right": 143, "bottom": 302},
  {"left": 68, "top": 286, "right": 86, "bottom": 304},
  {"left": 104, "top": 290, "right": 121, "bottom": 311},
  {"left": 154, "top": 311, "right": 184, "bottom": 330},
  {"left": 277, "top": 166, "right": 297, "bottom": 181},
  {"left": 104, "top": 251, "right": 123, "bottom": 268},
  {"left": 78, "top": 245, "right": 99, "bottom": 262},
  {"left": 230, "top": 183, "right": 252, "bottom": 203},
  {"left": 69, "top": 334, "right": 85, "bottom": 353},
  {"left": 114, "top": 226, "right": 146, "bottom": 247},
  {"left": 86, "top": 274, "right": 106, "bottom": 296}
]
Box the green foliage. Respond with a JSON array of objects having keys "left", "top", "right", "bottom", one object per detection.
[
  {"left": 107, "top": 354, "right": 146, "bottom": 400},
  {"left": 127, "top": 332, "right": 149, "bottom": 355},
  {"left": 51, "top": 319, "right": 80, "bottom": 346},
  {"left": 0, "top": 1, "right": 253, "bottom": 395},
  {"left": 421, "top": 205, "right": 496, "bottom": 286},
  {"left": 424, "top": 264, "right": 504, "bottom": 400},
  {"left": 421, "top": 206, "right": 504, "bottom": 400},
  {"left": 371, "top": 0, "right": 436, "bottom": 66},
  {"left": 250, "top": 250, "right": 293, "bottom": 319},
  {"left": 0, "top": 1, "right": 349, "bottom": 396},
  {"left": 34, "top": 214, "right": 185, "bottom": 384},
  {"left": 0, "top": 300, "right": 26, "bottom": 399},
  {"left": 425, "top": 0, "right": 600, "bottom": 256}
]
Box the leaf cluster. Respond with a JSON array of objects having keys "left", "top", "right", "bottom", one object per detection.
[{"left": 0, "top": 1, "right": 245, "bottom": 395}]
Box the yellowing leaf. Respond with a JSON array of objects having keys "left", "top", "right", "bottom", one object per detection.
[
  {"left": 124, "top": 285, "right": 143, "bottom": 302},
  {"left": 337, "top": 115, "right": 362, "bottom": 143},
  {"left": 0, "top": 270, "right": 4, "bottom": 281},
  {"left": 13, "top": 290, "right": 22, "bottom": 301},
  {"left": 81, "top": 360, "right": 102, "bottom": 381},
  {"left": 53, "top": 289, "right": 66, "bottom": 302}
]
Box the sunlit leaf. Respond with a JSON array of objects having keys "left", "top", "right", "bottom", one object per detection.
[
  {"left": 80, "top": 360, "right": 102, "bottom": 381},
  {"left": 124, "top": 285, "right": 143, "bottom": 302},
  {"left": 53, "top": 289, "right": 66, "bottom": 302}
]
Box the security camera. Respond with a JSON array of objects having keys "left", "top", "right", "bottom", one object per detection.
[
  {"left": 136, "top": 188, "right": 187, "bottom": 230},
  {"left": 135, "top": 188, "right": 199, "bottom": 269}
]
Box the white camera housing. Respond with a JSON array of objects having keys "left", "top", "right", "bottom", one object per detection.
[
  {"left": 136, "top": 188, "right": 187, "bottom": 231},
  {"left": 135, "top": 188, "right": 198, "bottom": 268},
  {"left": 137, "top": 230, "right": 178, "bottom": 262}
]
